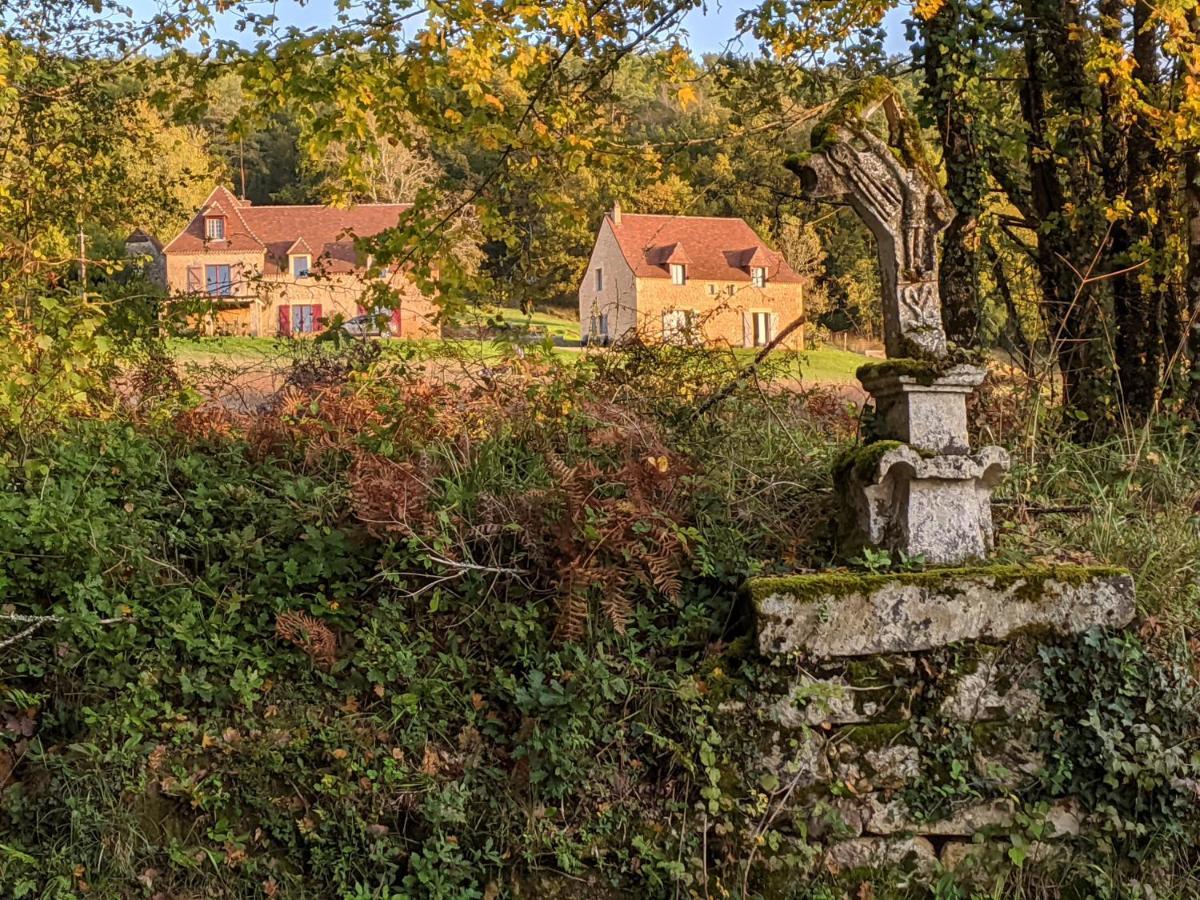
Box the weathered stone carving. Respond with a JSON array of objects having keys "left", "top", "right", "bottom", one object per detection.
[
  {"left": 785, "top": 80, "right": 1010, "bottom": 565},
  {"left": 788, "top": 81, "right": 953, "bottom": 359}
]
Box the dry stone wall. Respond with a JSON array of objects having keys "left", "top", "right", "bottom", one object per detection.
[{"left": 724, "top": 613, "right": 1118, "bottom": 886}]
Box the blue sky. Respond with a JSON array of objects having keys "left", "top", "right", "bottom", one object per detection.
[{"left": 131, "top": 0, "right": 913, "bottom": 59}]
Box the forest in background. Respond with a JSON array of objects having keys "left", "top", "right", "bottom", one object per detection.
[{"left": 8, "top": 0, "right": 1200, "bottom": 437}]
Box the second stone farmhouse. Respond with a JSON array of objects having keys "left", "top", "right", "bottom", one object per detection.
[{"left": 578, "top": 204, "right": 805, "bottom": 349}]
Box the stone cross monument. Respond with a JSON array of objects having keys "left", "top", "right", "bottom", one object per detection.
[
  {"left": 787, "top": 80, "right": 1008, "bottom": 565},
  {"left": 788, "top": 87, "right": 953, "bottom": 360},
  {"left": 736, "top": 82, "right": 1135, "bottom": 882}
]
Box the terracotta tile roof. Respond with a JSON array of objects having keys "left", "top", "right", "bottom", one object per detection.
[
  {"left": 607, "top": 212, "right": 802, "bottom": 283},
  {"left": 164, "top": 187, "right": 411, "bottom": 274}
]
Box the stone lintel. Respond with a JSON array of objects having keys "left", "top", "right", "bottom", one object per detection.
[{"left": 751, "top": 565, "right": 1135, "bottom": 658}]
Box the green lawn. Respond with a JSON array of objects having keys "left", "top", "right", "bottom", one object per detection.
[
  {"left": 790, "top": 347, "right": 870, "bottom": 384},
  {"left": 465, "top": 305, "right": 580, "bottom": 341},
  {"left": 164, "top": 333, "right": 870, "bottom": 385},
  {"left": 167, "top": 335, "right": 286, "bottom": 364}
]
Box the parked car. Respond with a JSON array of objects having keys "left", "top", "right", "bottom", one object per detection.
[{"left": 341, "top": 313, "right": 391, "bottom": 338}]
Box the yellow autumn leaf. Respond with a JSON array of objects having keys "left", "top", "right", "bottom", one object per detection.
[{"left": 914, "top": 0, "right": 945, "bottom": 19}]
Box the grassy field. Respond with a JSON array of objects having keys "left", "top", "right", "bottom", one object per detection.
[
  {"left": 168, "top": 331, "right": 869, "bottom": 385},
  {"left": 460, "top": 304, "right": 581, "bottom": 341}
]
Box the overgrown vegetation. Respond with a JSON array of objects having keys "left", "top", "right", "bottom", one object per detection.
[{"left": 0, "top": 323, "right": 1197, "bottom": 896}]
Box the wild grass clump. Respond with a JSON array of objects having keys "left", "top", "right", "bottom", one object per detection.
[{"left": 999, "top": 427, "right": 1200, "bottom": 629}]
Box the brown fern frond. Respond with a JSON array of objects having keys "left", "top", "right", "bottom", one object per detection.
[
  {"left": 275, "top": 611, "right": 337, "bottom": 669},
  {"left": 348, "top": 453, "right": 434, "bottom": 537},
  {"left": 545, "top": 451, "right": 592, "bottom": 516},
  {"left": 600, "top": 586, "right": 632, "bottom": 635},
  {"left": 555, "top": 593, "right": 589, "bottom": 642}
]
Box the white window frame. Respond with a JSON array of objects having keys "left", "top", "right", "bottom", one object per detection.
[
  {"left": 670, "top": 263, "right": 686, "bottom": 285},
  {"left": 291, "top": 255, "right": 311, "bottom": 278},
  {"left": 663, "top": 309, "right": 699, "bottom": 344},
  {"left": 205, "top": 217, "right": 225, "bottom": 240},
  {"left": 752, "top": 266, "right": 767, "bottom": 288},
  {"left": 594, "top": 268, "right": 603, "bottom": 291}
]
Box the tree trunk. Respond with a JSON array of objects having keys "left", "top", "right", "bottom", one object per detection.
[
  {"left": 1185, "top": 14, "right": 1200, "bottom": 413},
  {"left": 1108, "top": 0, "right": 1165, "bottom": 419},
  {"left": 919, "top": 0, "right": 983, "bottom": 347},
  {"left": 1018, "top": 0, "right": 1111, "bottom": 431}
]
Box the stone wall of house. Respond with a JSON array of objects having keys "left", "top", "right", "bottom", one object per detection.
[
  {"left": 164, "top": 251, "right": 439, "bottom": 338},
  {"left": 165, "top": 249, "right": 266, "bottom": 302},
  {"left": 576, "top": 218, "right": 805, "bottom": 349},
  {"left": 257, "top": 272, "right": 439, "bottom": 339},
  {"left": 630, "top": 276, "right": 804, "bottom": 350},
  {"left": 578, "top": 220, "right": 638, "bottom": 342}
]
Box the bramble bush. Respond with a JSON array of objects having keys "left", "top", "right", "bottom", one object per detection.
[
  {"left": 0, "top": 336, "right": 853, "bottom": 897},
  {"left": 0, "top": 331, "right": 1198, "bottom": 898}
]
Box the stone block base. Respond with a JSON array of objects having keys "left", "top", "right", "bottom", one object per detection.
[
  {"left": 750, "top": 564, "right": 1135, "bottom": 658},
  {"left": 837, "top": 443, "right": 1009, "bottom": 565}
]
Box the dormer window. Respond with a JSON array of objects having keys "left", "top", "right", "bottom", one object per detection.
[
  {"left": 752, "top": 266, "right": 767, "bottom": 288},
  {"left": 291, "top": 254, "right": 311, "bottom": 278},
  {"left": 205, "top": 216, "right": 226, "bottom": 241},
  {"left": 670, "top": 263, "right": 686, "bottom": 285}
]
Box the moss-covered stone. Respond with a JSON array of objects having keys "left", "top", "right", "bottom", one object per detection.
[
  {"left": 856, "top": 352, "right": 985, "bottom": 387},
  {"left": 747, "top": 563, "right": 1128, "bottom": 607},
  {"left": 752, "top": 565, "right": 1134, "bottom": 658},
  {"left": 832, "top": 440, "right": 905, "bottom": 483},
  {"left": 836, "top": 722, "right": 910, "bottom": 751},
  {"left": 808, "top": 78, "right": 934, "bottom": 177}
]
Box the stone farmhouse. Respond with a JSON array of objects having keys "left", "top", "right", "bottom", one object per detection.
[
  {"left": 578, "top": 204, "right": 805, "bottom": 348},
  {"left": 162, "top": 187, "right": 439, "bottom": 338}
]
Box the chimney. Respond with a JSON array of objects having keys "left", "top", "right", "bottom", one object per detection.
[{"left": 610, "top": 201, "right": 622, "bottom": 225}]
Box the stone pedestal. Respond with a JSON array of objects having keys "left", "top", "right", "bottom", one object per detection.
[
  {"left": 858, "top": 363, "right": 985, "bottom": 456},
  {"left": 839, "top": 443, "right": 1008, "bottom": 565},
  {"left": 840, "top": 362, "right": 1008, "bottom": 565}
]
